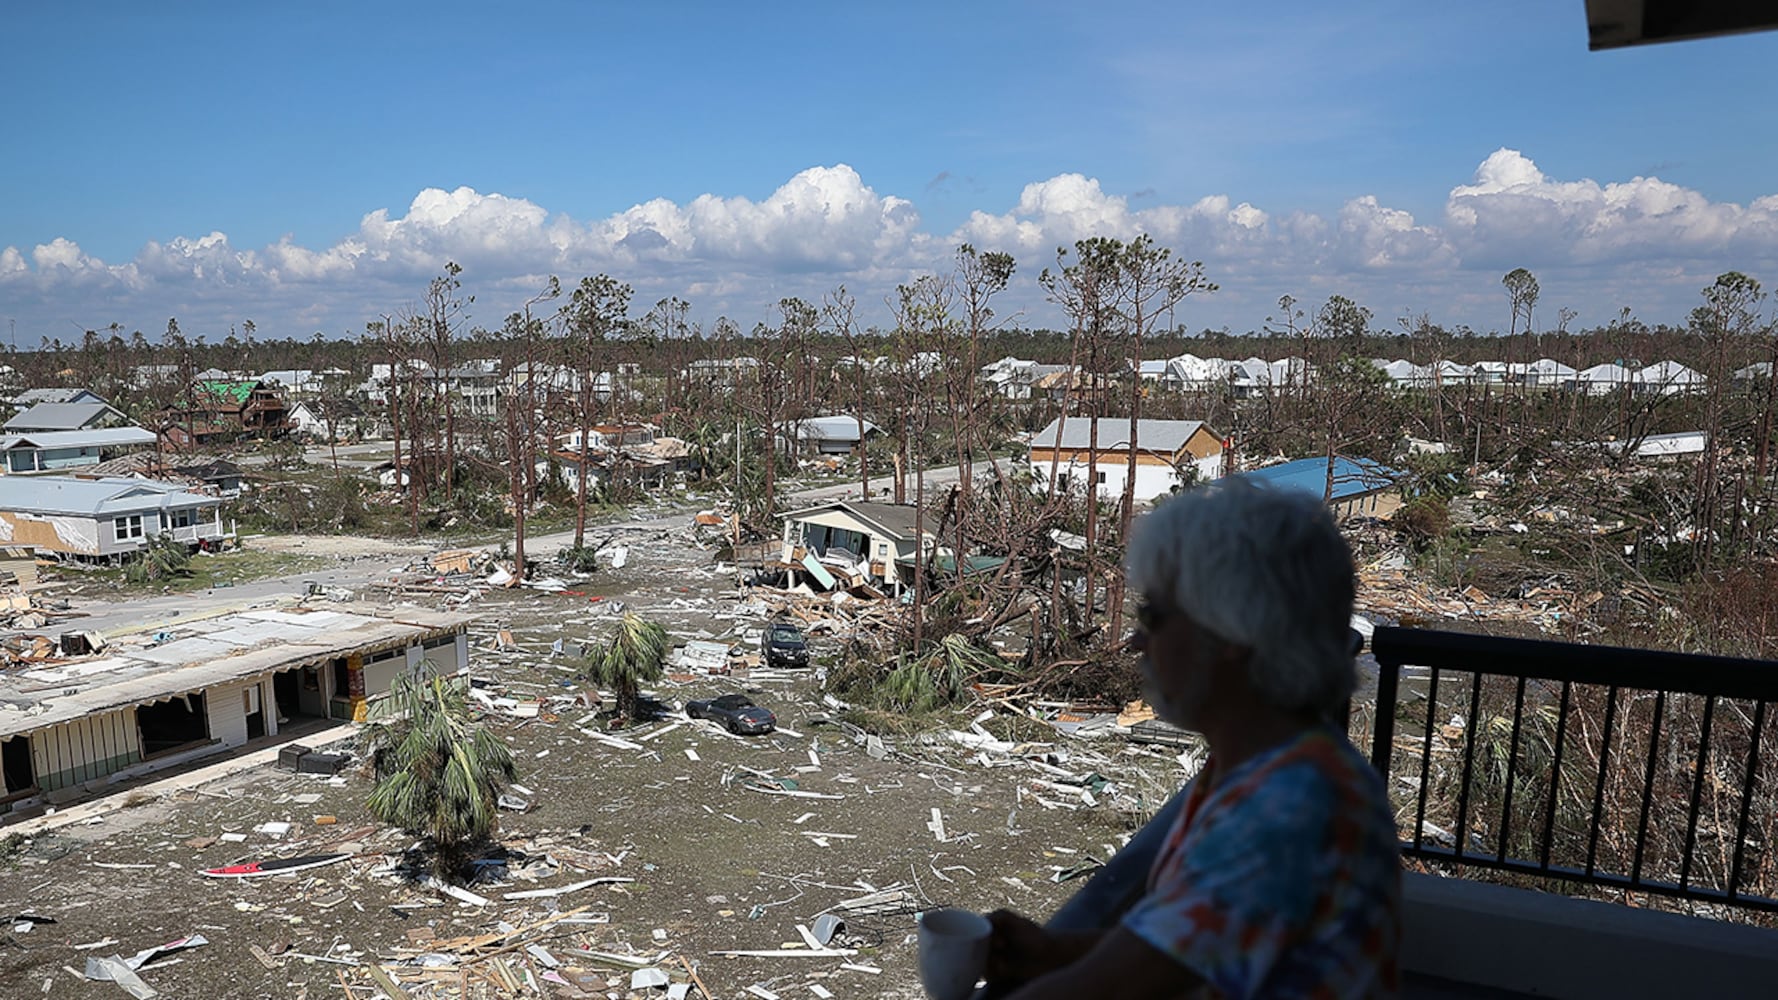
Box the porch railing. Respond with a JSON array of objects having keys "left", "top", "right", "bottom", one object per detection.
[{"left": 1368, "top": 626, "right": 1778, "bottom": 914}]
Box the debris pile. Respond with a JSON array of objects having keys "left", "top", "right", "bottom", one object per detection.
[{"left": 1356, "top": 562, "right": 1606, "bottom": 635}]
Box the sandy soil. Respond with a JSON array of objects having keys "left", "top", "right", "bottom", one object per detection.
[{"left": 0, "top": 528, "right": 1192, "bottom": 999}]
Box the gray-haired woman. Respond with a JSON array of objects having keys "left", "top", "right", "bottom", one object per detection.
[{"left": 984, "top": 480, "right": 1401, "bottom": 999}]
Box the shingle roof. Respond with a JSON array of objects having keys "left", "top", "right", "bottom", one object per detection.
[
  {"left": 1031, "top": 417, "right": 1214, "bottom": 454},
  {"left": 781, "top": 500, "right": 931, "bottom": 540}
]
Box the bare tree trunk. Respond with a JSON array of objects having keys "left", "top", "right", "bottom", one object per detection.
[
  {"left": 575, "top": 373, "right": 592, "bottom": 549},
  {"left": 507, "top": 394, "right": 527, "bottom": 585}
]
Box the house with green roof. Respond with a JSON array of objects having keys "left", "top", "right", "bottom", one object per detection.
[{"left": 161, "top": 378, "right": 291, "bottom": 449}]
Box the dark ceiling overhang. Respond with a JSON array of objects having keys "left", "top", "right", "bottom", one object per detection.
[{"left": 1586, "top": 0, "right": 1778, "bottom": 50}]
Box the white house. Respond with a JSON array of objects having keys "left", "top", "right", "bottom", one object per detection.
[
  {"left": 1165, "top": 354, "right": 1236, "bottom": 392},
  {"left": 1376, "top": 359, "right": 1435, "bottom": 388},
  {"left": 777, "top": 415, "right": 881, "bottom": 455},
  {"left": 1470, "top": 361, "right": 1512, "bottom": 384},
  {"left": 1567, "top": 363, "right": 1634, "bottom": 395},
  {"left": 1133, "top": 359, "right": 1171, "bottom": 385},
  {"left": 1433, "top": 360, "right": 1473, "bottom": 385},
  {"left": 1029, "top": 416, "right": 1225, "bottom": 502},
  {"left": 1521, "top": 358, "right": 1578, "bottom": 388},
  {"left": 1634, "top": 360, "right": 1707, "bottom": 396}
]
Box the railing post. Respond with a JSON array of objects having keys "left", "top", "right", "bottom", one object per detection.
[{"left": 1370, "top": 646, "right": 1399, "bottom": 778}]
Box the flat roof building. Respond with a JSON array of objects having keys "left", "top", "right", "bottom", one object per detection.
[{"left": 0, "top": 602, "right": 470, "bottom": 817}]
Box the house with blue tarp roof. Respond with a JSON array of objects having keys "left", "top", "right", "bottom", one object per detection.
[{"left": 1238, "top": 455, "right": 1404, "bottom": 518}]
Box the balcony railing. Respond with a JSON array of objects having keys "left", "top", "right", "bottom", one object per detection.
[{"left": 1367, "top": 626, "right": 1778, "bottom": 915}]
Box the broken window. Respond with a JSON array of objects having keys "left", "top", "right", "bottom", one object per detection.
[
  {"left": 2, "top": 735, "right": 33, "bottom": 795},
  {"left": 137, "top": 692, "right": 210, "bottom": 757}
]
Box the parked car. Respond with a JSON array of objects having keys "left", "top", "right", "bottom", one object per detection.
[
  {"left": 686, "top": 693, "right": 777, "bottom": 735},
  {"left": 763, "top": 622, "right": 810, "bottom": 669}
]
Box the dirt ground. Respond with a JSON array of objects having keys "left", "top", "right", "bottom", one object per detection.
[
  {"left": 0, "top": 525, "right": 1195, "bottom": 999},
  {"left": 247, "top": 534, "right": 440, "bottom": 559}
]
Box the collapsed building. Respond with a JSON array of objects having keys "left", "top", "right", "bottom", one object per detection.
[{"left": 0, "top": 602, "right": 469, "bottom": 820}]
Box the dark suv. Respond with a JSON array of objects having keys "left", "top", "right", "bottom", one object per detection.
[{"left": 763, "top": 622, "right": 810, "bottom": 668}]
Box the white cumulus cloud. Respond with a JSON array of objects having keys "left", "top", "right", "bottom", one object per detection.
[
  {"left": 2, "top": 151, "right": 1775, "bottom": 340},
  {"left": 1445, "top": 147, "right": 1778, "bottom": 267}
]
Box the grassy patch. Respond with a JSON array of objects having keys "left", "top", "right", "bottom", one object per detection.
[
  {"left": 179, "top": 549, "right": 334, "bottom": 591},
  {"left": 50, "top": 548, "right": 334, "bottom": 598}
]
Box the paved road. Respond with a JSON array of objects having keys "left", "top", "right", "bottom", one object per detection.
[
  {"left": 62, "top": 460, "right": 1001, "bottom": 636},
  {"left": 235, "top": 442, "right": 394, "bottom": 470}
]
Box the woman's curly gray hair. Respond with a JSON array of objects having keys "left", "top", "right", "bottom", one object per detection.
[{"left": 1125, "top": 478, "right": 1357, "bottom": 715}]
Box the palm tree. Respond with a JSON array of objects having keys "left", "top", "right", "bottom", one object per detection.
[
  {"left": 366, "top": 674, "right": 517, "bottom": 879},
  {"left": 581, "top": 613, "right": 669, "bottom": 721},
  {"left": 125, "top": 533, "right": 191, "bottom": 585}
]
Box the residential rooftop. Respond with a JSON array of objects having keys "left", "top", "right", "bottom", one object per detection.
[
  {"left": 0, "top": 602, "right": 470, "bottom": 738},
  {"left": 0, "top": 475, "right": 216, "bottom": 516}
]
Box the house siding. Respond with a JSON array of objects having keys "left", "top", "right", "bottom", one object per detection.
[
  {"left": 0, "top": 504, "right": 222, "bottom": 558},
  {"left": 0, "top": 512, "right": 103, "bottom": 555},
  {"left": 1033, "top": 452, "right": 1193, "bottom": 503},
  {"left": 30, "top": 709, "right": 142, "bottom": 792}
]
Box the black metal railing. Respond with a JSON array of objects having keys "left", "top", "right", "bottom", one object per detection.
[{"left": 1367, "top": 626, "right": 1778, "bottom": 914}]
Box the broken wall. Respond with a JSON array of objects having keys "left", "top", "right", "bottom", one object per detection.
[
  {"left": 0, "top": 511, "right": 103, "bottom": 556},
  {"left": 205, "top": 678, "right": 260, "bottom": 748}
]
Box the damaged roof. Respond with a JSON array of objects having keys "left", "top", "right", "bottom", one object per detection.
[
  {"left": 0, "top": 602, "right": 469, "bottom": 738},
  {"left": 1239, "top": 456, "right": 1401, "bottom": 504}
]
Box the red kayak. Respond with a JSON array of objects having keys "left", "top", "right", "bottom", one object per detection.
[{"left": 200, "top": 853, "right": 350, "bottom": 878}]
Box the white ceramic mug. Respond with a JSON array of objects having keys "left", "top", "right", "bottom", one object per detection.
[{"left": 917, "top": 908, "right": 992, "bottom": 1000}]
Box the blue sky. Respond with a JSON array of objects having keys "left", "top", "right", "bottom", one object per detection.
[{"left": 3, "top": 1, "right": 1777, "bottom": 345}]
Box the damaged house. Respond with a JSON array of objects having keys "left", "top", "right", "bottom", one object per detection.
[
  {"left": 7, "top": 387, "right": 109, "bottom": 411},
  {"left": 554, "top": 423, "right": 697, "bottom": 492},
  {"left": 1240, "top": 455, "right": 1404, "bottom": 519},
  {"left": 0, "top": 603, "right": 469, "bottom": 818},
  {"left": 0, "top": 476, "right": 229, "bottom": 560},
  {"left": 778, "top": 500, "right": 940, "bottom": 596},
  {"left": 160, "top": 378, "right": 292, "bottom": 448}
]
